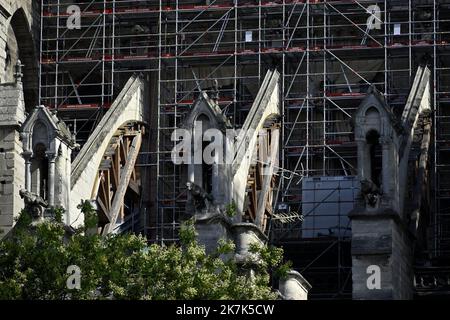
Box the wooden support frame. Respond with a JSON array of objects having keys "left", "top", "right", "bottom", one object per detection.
[
  {"left": 92, "top": 124, "right": 144, "bottom": 235},
  {"left": 244, "top": 124, "right": 280, "bottom": 233}
]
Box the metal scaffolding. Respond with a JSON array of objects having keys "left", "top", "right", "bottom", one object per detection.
[
  {"left": 40, "top": 0, "right": 160, "bottom": 143},
  {"left": 39, "top": 0, "right": 450, "bottom": 299}
]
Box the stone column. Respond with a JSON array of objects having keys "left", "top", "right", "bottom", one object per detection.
[
  {"left": 46, "top": 152, "right": 57, "bottom": 207},
  {"left": 380, "top": 135, "right": 392, "bottom": 196},
  {"left": 22, "top": 151, "right": 32, "bottom": 191},
  {"left": 356, "top": 139, "right": 367, "bottom": 179}
]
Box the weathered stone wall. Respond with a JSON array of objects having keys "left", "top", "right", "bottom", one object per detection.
[
  {"left": 351, "top": 216, "right": 414, "bottom": 300},
  {"left": 0, "top": 82, "right": 25, "bottom": 236},
  {"left": 0, "top": 128, "right": 25, "bottom": 235},
  {"left": 390, "top": 218, "right": 414, "bottom": 299},
  {"left": 0, "top": 0, "right": 40, "bottom": 109},
  {"left": 0, "top": 1, "right": 39, "bottom": 237},
  {"left": 0, "top": 0, "right": 40, "bottom": 72}
]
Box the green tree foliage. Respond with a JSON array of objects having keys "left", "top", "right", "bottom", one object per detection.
[{"left": 0, "top": 202, "right": 289, "bottom": 300}]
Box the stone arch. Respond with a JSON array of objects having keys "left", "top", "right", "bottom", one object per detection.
[
  {"left": 196, "top": 113, "right": 211, "bottom": 126},
  {"left": 31, "top": 121, "right": 50, "bottom": 149},
  {"left": 9, "top": 7, "right": 39, "bottom": 111},
  {"left": 70, "top": 74, "right": 148, "bottom": 229},
  {"left": 364, "top": 106, "right": 381, "bottom": 133}
]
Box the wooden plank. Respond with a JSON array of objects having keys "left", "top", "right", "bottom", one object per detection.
[
  {"left": 120, "top": 204, "right": 125, "bottom": 223},
  {"left": 106, "top": 170, "right": 112, "bottom": 210},
  {"left": 91, "top": 173, "right": 101, "bottom": 199},
  {"left": 120, "top": 136, "right": 128, "bottom": 161},
  {"left": 99, "top": 179, "right": 109, "bottom": 212},
  {"left": 97, "top": 197, "right": 110, "bottom": 221},
  {"left": 99, "top": 159, "right": 112, "bottom": 170},
  {"left": 103, "top": 133, "right": 142, "bottom": 235},
  {"left": 112, "top": 146, "right": 120, "bottom": 189},
  {"left": 105, "top": 142, "right": 119, "bottom": 156},
  {"left": 255, "top": 128, "right": 280, "bottom": 229}
]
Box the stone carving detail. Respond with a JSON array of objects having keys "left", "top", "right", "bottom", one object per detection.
[
  {"left": 19, "top": 189, "right": 48, "bottom": 219},
  {"left": 186, "top": 182, "right": 213, "bottom": 212},
  {"left": 360, "top": 179, "right": 380, "bottom": 207}
]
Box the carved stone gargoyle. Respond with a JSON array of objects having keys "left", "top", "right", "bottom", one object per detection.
[
  {"left": 186, "top": 182, "right": 213, "bottom": 213},
  {"left": 360, "top": 179, "right": 381, "bottom": 208},
  {"left": 19, "top": 189, "right": 48, "bottom": 220}
]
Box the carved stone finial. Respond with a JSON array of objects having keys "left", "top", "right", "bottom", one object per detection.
[{"left": 211, "top": 79, "right": 219, "bottom": 102}]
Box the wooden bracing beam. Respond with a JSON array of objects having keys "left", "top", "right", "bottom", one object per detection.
[
  {"left": 255, "top": 127, "right": 280, "bottom": 230},
  {"left": 102, "top": 132, "right": 142, "bottom": 235},
  {"left": 244, "top": 125, "right": 280, "bottom": 232},
  {"left": 92, "top": 125, "right": 143, "bottom": 235}
]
